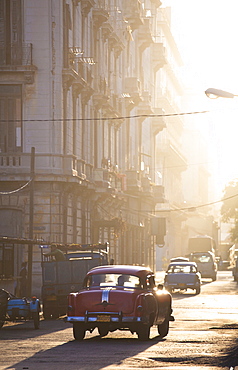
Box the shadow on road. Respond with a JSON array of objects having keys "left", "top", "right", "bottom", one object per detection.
[
  {"left": 220, "top": 335, "right": 238, "bottom": 368},
  {"left": 4, "top": 329, "right": 167, "bottom": 370},
  {"left": 0, "top": 317, "right": 67, "bottom": 340}
]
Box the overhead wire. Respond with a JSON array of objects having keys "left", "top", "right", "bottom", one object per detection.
[
  {"left": 0, "top": 179, "right": 32, "bottom": 195},
  {"left": 0, "top": 110, "right": 209, "bottom": 122}
]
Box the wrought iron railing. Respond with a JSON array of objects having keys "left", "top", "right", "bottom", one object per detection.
[{"left": 0, "top": 43, "right": 33, "bottom": 66}]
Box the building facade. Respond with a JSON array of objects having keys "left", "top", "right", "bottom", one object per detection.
[
  {"left": 0, "top": 0, "right": 167, "bottom": 296},
  {"left": 0, "top": 0, "right": 214, "bottom": 296}
]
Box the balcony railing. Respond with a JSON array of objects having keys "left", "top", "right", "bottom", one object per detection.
[
  {"left": 0, "top": 153, "right": 79, "bottom": 178},
  {"left": 0, "top": 43, "right": 33, "bottom": 66}
]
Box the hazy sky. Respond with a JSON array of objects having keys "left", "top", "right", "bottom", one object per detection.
[
  {"left": 162, "top": 0, "right": 238, "bottom": 92},
  {"left": 161, "top": 0, "right": 238, "bottom": 194}
]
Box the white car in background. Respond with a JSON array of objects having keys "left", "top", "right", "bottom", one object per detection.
[{"left": 164, "top": 261, "right": 201, "bottom": 295}]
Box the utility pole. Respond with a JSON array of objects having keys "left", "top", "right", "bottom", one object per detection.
[{"left": 28, "top": 147, "right": 35, "bottom": 296}]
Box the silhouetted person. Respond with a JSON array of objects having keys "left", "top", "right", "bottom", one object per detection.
[{"left": 44, "top": 244, "right": 66, "bottom": 261}]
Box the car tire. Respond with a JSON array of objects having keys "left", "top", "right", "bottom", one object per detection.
[
  {"left": 158, "top": 318, "right": 169, "bottom": 337},
  {"left": 43, "top": 307, "right": 52, "bottom": 320},
  {"left": 137, "top": 323, "right": 150, "bottom": 340},
  {"left": 32, "top": 312, "right": 40, "bottom": 329},
  {"left": 98, "top": 326, "right": 109, "bottom": 337},
  {"left": 195, "top": 286, "right": 201, "bottom": 295},
  {"left": 73, "top": 323, "right": 85, "bottom": 341}
]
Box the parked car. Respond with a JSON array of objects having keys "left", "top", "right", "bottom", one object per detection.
[
  {"left": 41, "top": 243, "right": 109, "bottom": 319},
  {"left": 164, "top": 261, "right": 201, "bottom": 294},
  {"left": 66, "top": 265, "right": 174, "bottom": 341},
  {"left": 0, "top": 289, "right": 41, "bottom": 330},
  {"left": 170, "top": 257, "right": 189, "bottom": 263},
  {"left": 233, "top": 257, "right": 238, "bottom": 282},
  {"left": 189, "top": 251, "right": 217, "bottom": 281}
]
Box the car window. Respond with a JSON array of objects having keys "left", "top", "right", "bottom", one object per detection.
[
  {"left": 86, "top": 273, "right": 142, "bottom": 288},
  {"left": 145, "top": 274, "right": 155, "bottom": 289},
  {"left": 167, "top": 265, "right": 195, "bottom": 273}
]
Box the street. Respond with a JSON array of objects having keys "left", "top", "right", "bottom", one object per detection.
[{"left": 0, "top": 270, "right": 238, "bottom": 370}]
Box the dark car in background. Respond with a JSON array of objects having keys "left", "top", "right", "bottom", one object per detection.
[{"left": 189, "top": 251, "right": 217, "bottom": 281}]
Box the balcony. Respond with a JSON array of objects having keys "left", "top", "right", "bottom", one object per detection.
[
  {"left": 100, "top": 93, "right": 123, "bottom": 119},
  {"left": 141, "top": 176, "right": 153, "bottom": 196},
  {"left": 124, "top": 77, "right": 142, "bottom": 107},
  {"left": 93, "top": 77, "right": 110, "bottom": 107},
  {"left": 151, "top": 0, "right": 162, "bottom": 7},
  {"left": 138, "top": 18, "right": 153, "bottom": 51},
  {"left": 108, "top": 30, "right": 125, "bottom": 56},
  {"left": 93, "top": 168, "right": 111, "bottom": 190},
  {"left": 63, "top": 49, "right": 94, "bottom": 96},
  {"left": 125, "top": 170, "right": 142, "bottom": 193},
  {"left": 152, "top": 108, "right": 166, "bottom": 135},
  {"left": 0, "top": 43, "right": 36, "bottom": 84},
  {"left": 158, "top": 141, "right": 187, "bottom": 172},
  {"left": 0, "top": 153, "right": 83, "bottom": 181},
  {"left": 93, "top": 0, "right": 109, "bottom": 28},
  {"left": 138, "top": 91, "right": 153, "bottom": 115},
  {"left": 123, "top": 0, "right": 144, "bottom": 31},
  {"left": 152, "top": 43, "right": 167, "bottom": 71},
  {"left": 81, "top": 0, "right": 95, "bottom": 15},
  {"left": 153, "top": 185, "right": 165, "bottom": 203}
]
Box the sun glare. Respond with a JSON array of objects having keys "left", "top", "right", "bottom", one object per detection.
[{"left": 162, "top": 0, "right": 238, "bottom": 194}]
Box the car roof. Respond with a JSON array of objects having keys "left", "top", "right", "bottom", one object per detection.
[
  {"left": 168, "top": 262, "right": 197, "bottom": 267},
  {"left": 87, "top": 265, "right": 153, "bottom": 277},
  {"left": 170, "top": 257, "right": 189, "bottom": 262},
  {"left": 190, "top": 251, "right": 212, "bottom": 255}
]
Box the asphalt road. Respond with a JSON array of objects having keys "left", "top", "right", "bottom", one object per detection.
[{"left": 0, "top": 270, "right": 238, "bottom": 370}]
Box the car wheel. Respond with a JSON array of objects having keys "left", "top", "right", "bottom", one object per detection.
[
  {"left": 195, "top": 286, "right": 201, "bottom": 295},
  {"left": 43, "top": 307, "right": 53, "bottom": 320},
  {"left": 158, "top": 318, "right": 169, "bottom": 337},
  {"left": 73, "top": 323, "right": 85, "bottom": 341},
  {"left": 98, "top": 326, "right": 109, "bottom": 337},
  {"left": 212, "top": 275, "right": 217, "bottom": 281},
  {"left": 32, "top": 312, "right": 40, "bottom": 329},
  {"left": 137, "top": 323, "right": 150, "bottom": 341}
]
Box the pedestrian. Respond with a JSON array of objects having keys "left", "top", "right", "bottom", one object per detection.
[
  {"left": 19, "top": 261, "right": 28, "bottom": 297},
  {"left": 43, "top": 244, "right": 66, "bottom": 261}
]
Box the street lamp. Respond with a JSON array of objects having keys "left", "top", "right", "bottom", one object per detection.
[{"left": 205, "top": 88, "right": 238, "bottom": 99}]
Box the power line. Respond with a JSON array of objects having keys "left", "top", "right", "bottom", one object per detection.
[
  {"left": 0, "top": 179, "right": 32, "bottom": 195},
  {"left": 145, "top": 192, "right": 238, "bottom": 214},
  {"left": 0, "top": 110, "right": 209, "bottom": 123}
]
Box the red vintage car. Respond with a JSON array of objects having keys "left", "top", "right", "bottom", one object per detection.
[{"left": 66, "top": 265, "right": 174, "bottom": 340}]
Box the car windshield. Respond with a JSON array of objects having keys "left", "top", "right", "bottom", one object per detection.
[
  {"left": 167, "top": 264, "right": 197, "bottom": 273},
  {"left": 85, "top": 273, "right": 142, "bottom": 288}
]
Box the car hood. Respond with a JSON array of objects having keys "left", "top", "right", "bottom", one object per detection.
[{"left": 74, "top": 287, "right": 140, "bottom": 314}]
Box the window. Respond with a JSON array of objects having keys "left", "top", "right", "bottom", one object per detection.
[
  {"left": 0, "top": 0, "right": 22, "bottom": 65},
  {"left": 0, "top": 244, "right": 14, "bottom": 278},
  {"left": 0, "top": 208, "right": 22, "bottom": 278},
  {"left": 168, "top": 264, "right": 194, "bottom": 274},
  {"left": 0, "top": 85, "right": 22, "bottom": 152}
]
